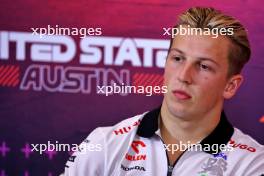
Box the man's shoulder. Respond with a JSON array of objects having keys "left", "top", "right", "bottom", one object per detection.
[
  {"left": 86, "top": 111, "right": 147, "bottom": 141},
  {"left": 229, "top": 127, "right": 264, "bottom": 163},
  {"left": 231, "top": 127, "right": 263, "bottom": 153},
  {"left": 62, "top": 113, "right": 148, "bottom": 175},
  {"left": 227, "top": 128, "right": 264, "bottom": 175}
]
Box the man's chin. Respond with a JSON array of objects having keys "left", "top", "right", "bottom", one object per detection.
[
  {"left": 163, "top": 97, "right": 194, "bottom": 119},
  {"left": 168, "top": 106, "right": 192, "bottom": 119}
]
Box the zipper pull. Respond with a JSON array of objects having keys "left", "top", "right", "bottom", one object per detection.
[{"left": 167, "top": 165, "right": 173, "bottom": 176}]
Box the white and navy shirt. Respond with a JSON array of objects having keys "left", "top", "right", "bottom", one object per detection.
[{"left": 62, "top": 107, "right": 264, "bottom": 176}]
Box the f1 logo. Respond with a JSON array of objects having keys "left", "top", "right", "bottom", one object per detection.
[{"left": 131, "top": 140, "right": 146, "bottom": 154}]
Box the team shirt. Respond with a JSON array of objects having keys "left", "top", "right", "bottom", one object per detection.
[{"left": 62, "top": 107, "right": 264, "bottom": 176}]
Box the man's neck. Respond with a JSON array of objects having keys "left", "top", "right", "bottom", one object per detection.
[{"left": 160, "top": 103, "right": 222, "bottom": 144}]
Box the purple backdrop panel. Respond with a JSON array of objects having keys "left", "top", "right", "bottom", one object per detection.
[{"left": 0, "top": 0, "right": 263, "bottom": 175}]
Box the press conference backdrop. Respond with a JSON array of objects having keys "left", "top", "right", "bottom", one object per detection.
[{"left": 0, "top": 0, "right": 263, "bottom": 175}]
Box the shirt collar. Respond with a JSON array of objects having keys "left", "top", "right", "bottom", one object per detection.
[{"left": 136, "top": 106, "right": 234, "bottom": 154}]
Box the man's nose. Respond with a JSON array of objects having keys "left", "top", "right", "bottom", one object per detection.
[{"left": 177, "top": 62, "right": 193, "bottom": 85}]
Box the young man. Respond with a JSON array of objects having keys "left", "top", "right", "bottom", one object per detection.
[{"left": 62, "top": 7, "right": 264, "bottom": 176}]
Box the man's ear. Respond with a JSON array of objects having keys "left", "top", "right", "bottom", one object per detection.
[{"left": 223, "top": 74, "right": 244, "bottom": 99}]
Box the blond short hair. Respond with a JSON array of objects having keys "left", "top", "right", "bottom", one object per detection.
[{"left": 170, "top": 7, "right": 251, "bottom": 77}]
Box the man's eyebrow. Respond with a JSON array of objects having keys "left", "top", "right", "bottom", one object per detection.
[
  {"left": 169, "top": 48, "right": 184, "bottom": 54},
  {"left": 197, "top": 57, "right": 220, "bottom": 67},
  {"left": 169, "top": 48, "right": 220, "bottom": 67}
]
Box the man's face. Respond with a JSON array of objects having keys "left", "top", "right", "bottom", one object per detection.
[{"left": 163, "top": 33, "right": 237, "bottom": 119}]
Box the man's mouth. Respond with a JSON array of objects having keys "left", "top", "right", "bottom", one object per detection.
[{"left": 172, "top": 90, "right": 192, "bottom": 100}]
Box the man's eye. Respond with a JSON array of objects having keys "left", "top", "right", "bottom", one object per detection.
[
  {"left": 199, "top": 63, "right": 210, "bottom": 70},
  {"left": 173, "top": 56, "right": 182, "bottom": 62}
]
